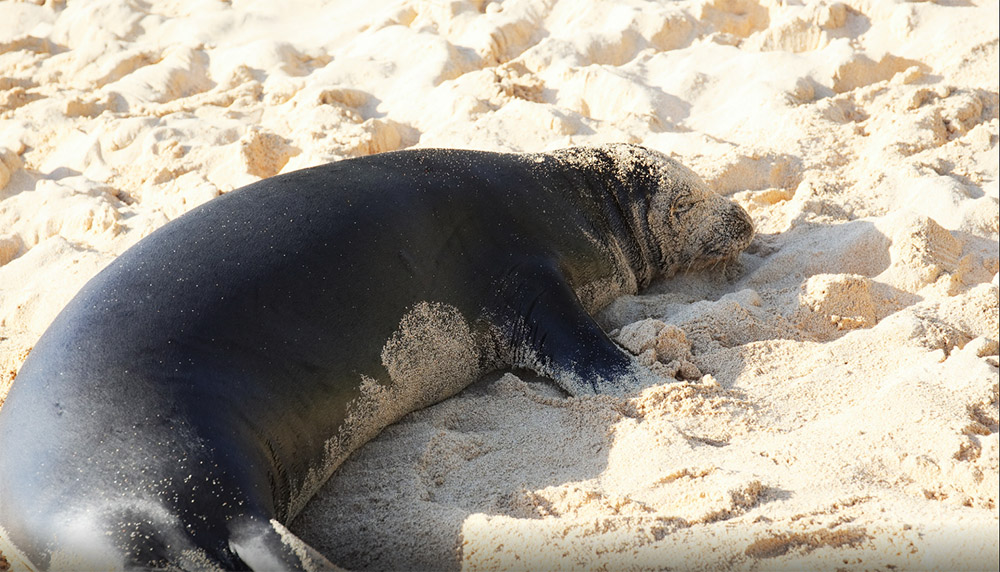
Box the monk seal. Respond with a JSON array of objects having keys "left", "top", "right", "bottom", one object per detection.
[{"left": 0, "top": 144, "right": 753, "bottom": 570}]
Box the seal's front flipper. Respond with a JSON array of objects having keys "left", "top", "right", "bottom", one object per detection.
[
  {"left": 494, "top": 258, "right": 638, "bottom": 396},
  {"left": 229, "top": 517, "right": 341, "bottom": 571}
]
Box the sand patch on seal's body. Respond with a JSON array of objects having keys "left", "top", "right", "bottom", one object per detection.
[{"left": 291, "top": 301, "right": 497, "bottom": 516}]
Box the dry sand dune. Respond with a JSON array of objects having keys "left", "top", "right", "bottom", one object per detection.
[{"left": 1, "top": 0, "right": 997, "bottom": 570}]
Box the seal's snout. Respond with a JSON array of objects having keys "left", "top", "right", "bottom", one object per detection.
[{"left": 695, "top": 199, "right": 755, "bottom": 262}]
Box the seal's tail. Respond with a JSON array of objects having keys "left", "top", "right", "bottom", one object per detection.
[{"left": 227, "top": 516, "right": 341, "bottom": 572}]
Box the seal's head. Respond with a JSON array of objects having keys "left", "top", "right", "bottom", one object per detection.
[{"left": 603, "top": 143, "right": 755, "bottom": 278}]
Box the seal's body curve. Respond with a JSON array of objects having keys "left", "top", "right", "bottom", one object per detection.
[{"left": 0, "top": 145, "right": 753, "bottom": 570}]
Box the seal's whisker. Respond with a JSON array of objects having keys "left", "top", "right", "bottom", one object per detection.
[{"left": 682, "top": 258, "right": 693, "bottom": 276}]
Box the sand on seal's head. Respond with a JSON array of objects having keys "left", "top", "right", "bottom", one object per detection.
[
  {"left": 557, "top": 143, "right": 756, "bottom": 278},
  {"left": 619, "top": 144, "right": 755, "bottom": 275}
]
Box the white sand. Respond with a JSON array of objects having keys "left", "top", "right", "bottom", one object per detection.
[{"left": 1, "top": 0, "right": 997, "bottom": 570}]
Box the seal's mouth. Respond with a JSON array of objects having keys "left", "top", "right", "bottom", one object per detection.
[{"left": 678, "top": 251, "right": 740, "bottom": 276}]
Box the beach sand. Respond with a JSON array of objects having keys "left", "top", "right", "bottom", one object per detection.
[{"left": 1, "top": 0, "right": 997, "bottom": 569}]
